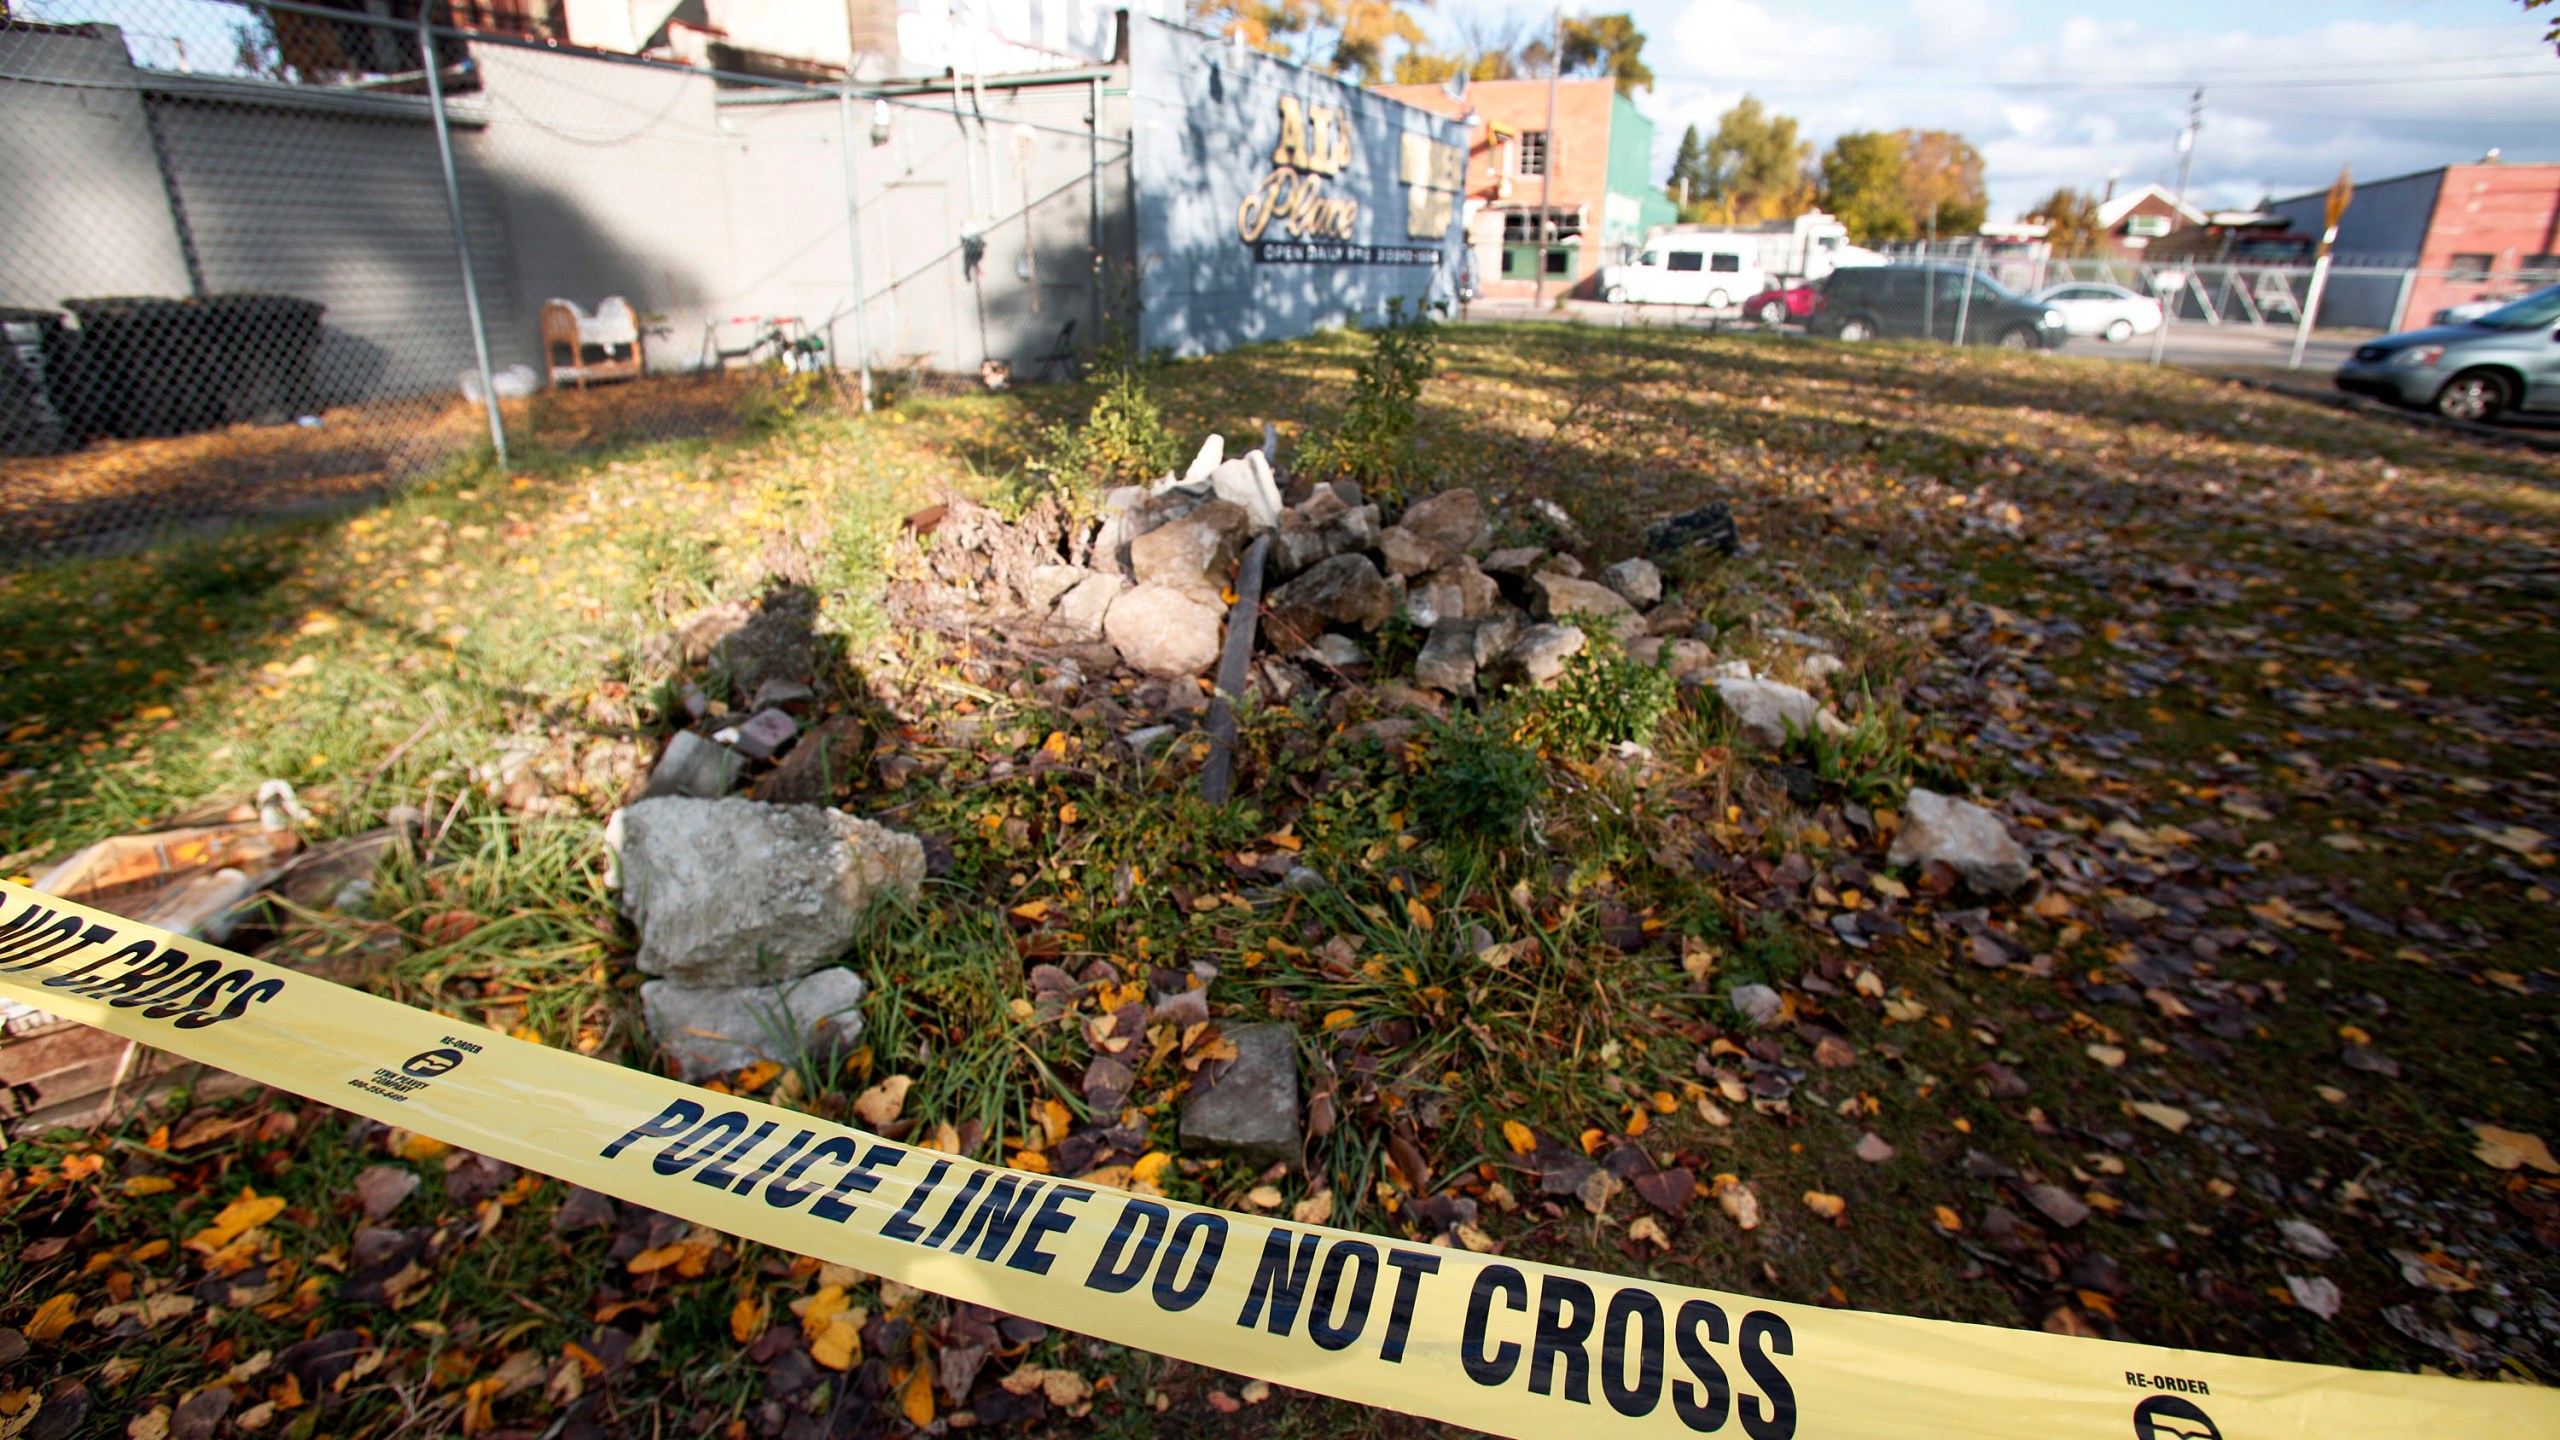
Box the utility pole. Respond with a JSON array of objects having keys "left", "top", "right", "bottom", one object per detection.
[
  {"left": 2173, "top": 87, "right": 2202, "bottom": 213},
  {"left": 1532, "top": 1, "right": 1562, "bottom": 311}
]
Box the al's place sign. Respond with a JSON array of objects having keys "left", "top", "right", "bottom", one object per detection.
[{"left": 1238, "top": 96, "right": 1461, "bottom": 264}]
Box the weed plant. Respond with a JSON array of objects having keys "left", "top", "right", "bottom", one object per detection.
[{"left": 1295, "top": 298, "right": 1438, "bottom": 493}]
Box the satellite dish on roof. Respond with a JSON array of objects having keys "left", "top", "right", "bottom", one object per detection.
[{"left": 1443, "top": 71, "right": 1467, "bottom": 102}]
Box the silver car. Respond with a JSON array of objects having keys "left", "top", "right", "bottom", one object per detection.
[{"left": 2334, "top": 284, "right": 2560, "bottom": 423}]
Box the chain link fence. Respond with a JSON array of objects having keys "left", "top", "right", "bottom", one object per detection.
[{"left": 1, "top": 0, "right": 1127, "bottom": 569}]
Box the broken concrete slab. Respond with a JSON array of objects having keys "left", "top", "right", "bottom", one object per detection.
[
  {"left": 1179, "top": 1021, "right": 1301, "bottom": 1166},
  {"left": 719, "top": 707, "right": 799, "bottom": 762},
  {"left": 640, "top": 730, "right": 746, "bottom": 801},
  {"left": 1130, "top": 500, "right": 1248, "bottom": 602},
  {"left": 1054, "top": 572, "right": 1125, "bottom": 638},
  {"left": 641, "top": 968, "right": 868, "bottom": 1084},
  {"left": 1888, "top": 789, "right": 2035, "bottom": 895},
  {"left": 609, "top": 797, "right": 923, "bottom": 985},
  {"left": 1413, "top": 623, "right": 1480, "bottom": 695},
  {"left": 1530, "top": 573, "right": 1637, "bottom": 624},
  {"left": 1104, "top": 583, "right": 1226, "bottom": 678}
]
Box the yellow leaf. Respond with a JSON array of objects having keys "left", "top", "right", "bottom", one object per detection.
[
  {"left": 1627, "top": 1215, "right": 1671, "bottom": 1251},
  {"left": 25, "top": 1293, "right": 78, "bottom": 1343},
  {"left": 729, "top": 1296, "right": 767, "bottom": 1345},
  {"left": 1406, "top": 896, "right": 1433, "bottom": 930},
  {"left": 1245, "top": 1185, "right": 1283, "bottom": 1210},
  {"left": 731, "top": 1061, "right": 782, "bottom": 1095},
  {"left": 2474, "top": 1125, "right": 2559, "bottom": 1175},
  {"left": 1320, "top": 1008, "right": 1355, "bottom": 1031},
  {"left": 391, "top": 1130, "right": 451, "bottom": 1163},
  {"left": 1038, "top": 1098, "right": 1072, "bottom": 1147},
  {"left": 1058, "top": 803, "right": 1079, "bottom": 825},
  {"left": 1501, "top": 1120, "right": 1535, "bottom": 1155},
  {"left": 186, "top": 1191, "right": 285, "bottom": 1254},
  {"left": 1008, "top": 1149, "right": 1052, "bottom": 1174},
  {"left": 1933, "top": 1204, "right": 1964, "bottom": 1232},
  {"left": 122, "top": 1175, "right": 176, "bottom": 1197},
  {"left": 1129, "top": 1152, "right": 1172, "bottom": 1192},
  {"left": 1291, "top": 1190, "right": 1335, "bottom": 1226},
  {"left": 1804, "top": 1191, "right": 1847, "bottom": 1220},
  {"left": 902, "top": 1363, "right": 935, "bottom": 1426},
  {"left": 811, "top": 1319, "right": 859, "bottom": 1371}
]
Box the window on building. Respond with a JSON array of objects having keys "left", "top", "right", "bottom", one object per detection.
[
  {"left": 1710, "top": 253, "right": 1741, "bottom": 273},
  {"left": 1516, "top": 131, "right": 1548, "bottom": 177},
  {"left": 2449, "top": 253, "right": 2493, "bottom": 280},
  {"left": 2523, "top": 254, "right": 2560, "bottom": 278},
  {"left": 1499, "top": 209, "right": 1581, "bottom": 244},
  {"left": 2124, "top": 214, "right": 2171, "bottom": 238},
  {"left": 1667, "top": 252, "right": 1704, "bottom": 272},
  {"left": 1545, "top": 248, "right": 1571, "bottom": 275}
]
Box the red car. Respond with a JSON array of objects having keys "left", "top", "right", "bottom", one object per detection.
[{"left": 1743, "top": 284, "right": 1819, "bottom": 326}]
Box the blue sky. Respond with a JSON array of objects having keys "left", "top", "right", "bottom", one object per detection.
[{"left": 1430, "top": 0, "right": 2560, "bottom": 218}]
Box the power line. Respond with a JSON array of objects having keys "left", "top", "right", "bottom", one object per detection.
[{"left": 1646, "top": 67, "right": 2556, "bottom": 93}]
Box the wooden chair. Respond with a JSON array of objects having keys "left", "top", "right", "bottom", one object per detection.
[{"left": 540, "top": 297, "right": 644, "bottom": 388}]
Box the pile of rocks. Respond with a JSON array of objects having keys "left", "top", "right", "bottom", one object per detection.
[{"left": 968, "top": 435, "right": 1762, "bottom": 709}]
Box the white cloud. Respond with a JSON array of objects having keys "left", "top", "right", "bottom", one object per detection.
[{"left": 1640, "top": 2, "right": 2560, "bottom": 220}]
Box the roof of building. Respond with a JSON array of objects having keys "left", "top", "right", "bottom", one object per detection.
[
  {"left": 2098, "top": 184, "right": 2207, "bottom": 230},
  {"left": 2267, "top": 159, "right": 2560, "bottom": 210}
]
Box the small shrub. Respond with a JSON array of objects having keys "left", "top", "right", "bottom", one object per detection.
[
  {"left": 1524, "top": 626, "right": 1678, "bottom": 758},
  {"left": 1412, "top": 708, "right": 1544, "bottom": 852},
  {"left": 1297, "top": 297, "right": 1439, "bottom": 491},
  {"left": 1782, "top": 691, "right": 1912, "bottom": 805},
  {"left": 1024, "top": 363, "right": 1181, "bottom": 498}
]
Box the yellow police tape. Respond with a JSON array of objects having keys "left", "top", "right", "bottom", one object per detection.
[{"left": 0, "top": 879, "right": 2548, "bottom": 1438}]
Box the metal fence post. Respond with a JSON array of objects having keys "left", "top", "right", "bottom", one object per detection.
[
  {"left": 836, "top": 84, "right": 876, "bottom": 412},
  {"left": 1953, "top": 241, "right": 1978, "bottom": 346},
  {"left": 420, "top": 3, "right": 507, "bottom": 469}
]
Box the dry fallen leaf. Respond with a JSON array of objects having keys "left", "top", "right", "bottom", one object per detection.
[
  {"left": 2129, "top": 1102, "right": 2191, "bottom": 1134},
  {"left": 1628, "top": 1214, "right": 1672, "bottom": 1251},
  {"left": 1291, "top": 1190, "right": 1335, "bottom": 1226},
  {"left": 1803, "top": 1191, "right": 1847, "bottom": 1221},
  {"left": 1501, "top": 1120, "right": 1535, "bottom": 1155},
  {"left": 853, "top": 1075, "right": 913, "bottom": 1128},
  {"left": 2084, "top": 1043, "right": 2127, "bottom": 1069},
  {"left": 2472, "top": 1125, "right": 2558, "bottom": 1175},
  {"left": 1715, "top": 1177, "right": 1760, "bottom": 1230}
]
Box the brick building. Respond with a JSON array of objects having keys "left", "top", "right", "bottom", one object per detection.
[
  {"left": 2094, "top": 183, "right": 2208, "bottom": 261},
  {"left": 1370, "top": 77, "right": 1674, "bottom": 299},
  {"left": 2270, "top": 161, "right": 2559, "bottom": 329}
]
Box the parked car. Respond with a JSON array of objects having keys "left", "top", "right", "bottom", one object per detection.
[
  {"left": 1599, "top": 238, "right": 1765, "bottom": 310},
  {"left": 2334, "top": 283, "right": 2560, "bottom": 423},
  {"left": 2031, "top": 282, "right": 2163, "bottom": 343},
  {"left": 2432, "top": 293, "right": 2525, "bottom": 326},
  {"left": 1809, "top": 266, "right": 2067, "bottom": 349},
  {"left": 1743, "top": 284, "right": 1820, "bottom": 326}
]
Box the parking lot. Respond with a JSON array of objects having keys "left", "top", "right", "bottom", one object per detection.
[{"left": 1459, "top": 295, "right": 2367, "bottom": 377}]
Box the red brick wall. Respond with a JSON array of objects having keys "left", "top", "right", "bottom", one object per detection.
[
  {"left": 2403, "top": 164, "right": 2560, "bottom": 328},
  {"left": 1373, "top": 79, "right": 1620, "bottom": 296}
]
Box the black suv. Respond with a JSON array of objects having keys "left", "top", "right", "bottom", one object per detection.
[{"left": 1810, "top": 266, "right": 2066, "bottom": 349}]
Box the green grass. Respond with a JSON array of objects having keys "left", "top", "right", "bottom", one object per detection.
[{"left": 3, "top": 324, "right": 2557, "bottom": 1433}]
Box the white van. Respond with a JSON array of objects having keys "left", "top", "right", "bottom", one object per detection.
[{"left": 1599, "top": 240, "right": 1765, "bottom": 309}]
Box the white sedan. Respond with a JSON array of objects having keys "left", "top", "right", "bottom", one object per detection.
[{"left": 2033, "top": 282, "right": 2164, "bottom": 343}]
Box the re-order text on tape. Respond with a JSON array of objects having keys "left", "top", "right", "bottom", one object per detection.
[{"left": 0, "top": 881, "right": 2549, "bottom": 1439}]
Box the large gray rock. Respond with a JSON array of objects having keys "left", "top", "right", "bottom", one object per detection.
[
  {"left": 1628, "top": 636, "right": 1717, "bottom": 682},
  {"left": 1714, "top": 676, "right": 1845, "bottom": 748},
  {"left": 1271, "top": 500, "right": 1381, "bottom": 578},
  {"left": 1130, "top": 500, "right": 1247, "bottom": 602},
  {"left": 1398, "top": 489, "right": 1487, "bottom": 567},
  {"left": 1027, "top": 564, "right": 1089, "bottom": 610},
  {"left": 1180, "top": 1022, "right": 1301, "bottom": 1166},
  {"left": 642, "top": 969, "right": 868, "bottom": 1083},
  {"left": 1266, "top": 553, "right": 1394, "bottom": 638},
  {"left": 1377, "top": 525, "right": 1436, "bottom": 579},
  {"left": 1497, "top": 623, "right": 1585, "bottom": 688},
  {"left": 1597, "top": 558, "right": 1663, "bottom": 608},
  {"left": 1413, "top": 622, "right": 1480, "bottom": 695},
  {"left": 1530, "top": 573, "right": 1637, "bottom": 624},
  {"left": 610, "top": 797, "right": 923, "bottom": 984},
  {"left": 1889, "top": 789, "right": 2035, "bottom": 895},
  {"left": 1104, "top": 583, "right": 1226, "bottom": 678},
  {"left": 1479, "top": 546, "right": 1546, "bottom": 580},
  {"left": 1054, "top": 572, "right": 1125, "bottom": 638},
  {"left": 641, "top": 729, "right": 744, "bottom": 800}
]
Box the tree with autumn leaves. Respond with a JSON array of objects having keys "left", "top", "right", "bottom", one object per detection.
[{"left": 1194, "top": 0, "right": 1654, "bottom": 92}]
